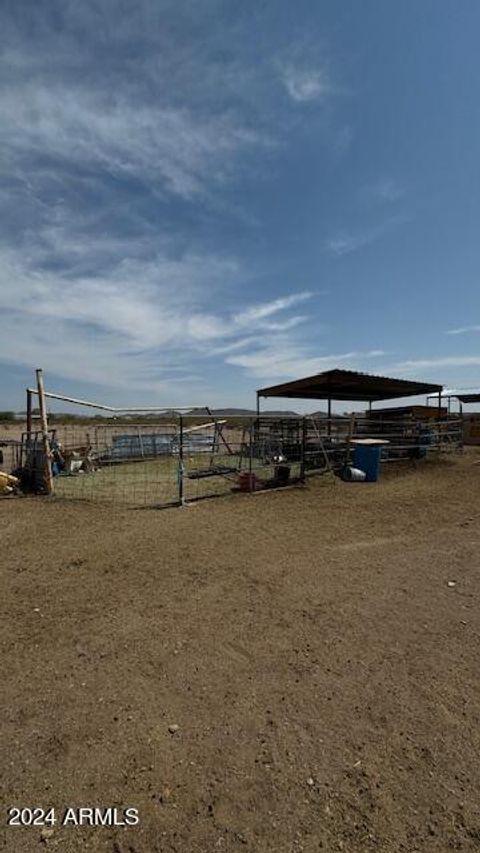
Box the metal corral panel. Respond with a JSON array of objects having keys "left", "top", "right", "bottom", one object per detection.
[
  {"left": 367, "top": 405, "right": 447, "bottom": 419},
  {"left": 110, "top": 433, "right": 174, "bottom": 459},
  {"left": 110, "top": 431, "right": 216, "bottom": 459},
  {"left": 182, "top": 433, "right": 215, "bottom": 454},
  {"left": 463, "top": 415, "right": 480, "bottom": 445}
]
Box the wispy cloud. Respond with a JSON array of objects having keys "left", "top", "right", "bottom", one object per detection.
[
  {"left": 446, "top": 325, "right": 480, "bottom": 336},
  {"left": 325, "top": 231, "right": 378, "bottom": 257},
  {"left": 282, "top": 65, "right": 333, "bottom": 103},
  {"left": 325, "top": 216, "right": 408, "bottom": 257},
  {"left": 227, "top": 342, "right": 386, "bottom": 380},
  {"left": 360, "top": 178, "right": 405, "bottom": 204},
  {"left": 233, "top": 292, "right": 312, "bottom": 325},
  {"left": 0, "top": 85, "right": 266, "bottom": 202},
  {"left": 397, "top": 356, "right": 480, "bottom": 371},
  {"left": 0, "top": 2, "right": 353, "bottom": 402},
  {"left": 0, "top": 227, "right": 316, "bottom": 393}
]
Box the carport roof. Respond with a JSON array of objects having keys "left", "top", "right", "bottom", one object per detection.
[
  {"left": 456, "top": 393, "right": 480, "bottom": 404},
  {"left": 257, "top": 369, "right": 442, "bottom": 403}
]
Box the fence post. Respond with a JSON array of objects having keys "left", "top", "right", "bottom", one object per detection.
[
  {"left": 178, "top": 415, "right": 185, "bottom": 506},
  {"left": 300, "top": 417, "right": 306, "bottom": 483},
  {"left": 26, "top": 388, "right": 32, "bottom": 448},
  {"left": 249, "top": 420, "right": 254, "bottom": 493},
  {"left": 437, "top": 390, "right": 443, "bottom": 453},
  {"left": 344, "top": 413, "right": 356, "bottom": 470},
  {"left": 36, "top": 368, "right": 53, "bottom": 495}
]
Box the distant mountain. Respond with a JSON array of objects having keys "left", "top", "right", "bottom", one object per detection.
[
  {"left": 255, "top": 410, "right": 300, "bottom": 418},
  {"left": 8, "top": 406, "right": 337, "bottom": 424}
]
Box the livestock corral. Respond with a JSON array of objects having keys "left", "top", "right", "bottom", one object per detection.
[
  {"left": 2, "top": 447, "right": 480, "bottom": 852},
  {"left": 2, "top": 410, "right": 464, "bottom": 505},
  {"left": 1, "top": 368, "right": 479, "bottom": 853},
  {"left": 0, "top": 369, "right": 464, "bottom": 508}
]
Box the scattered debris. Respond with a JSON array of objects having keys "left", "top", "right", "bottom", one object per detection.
[
  {"left": 0, "top": 470, "right": 19, "bottom": 495},
  {"left": 447, "top": 581, "right": 456, "bottom": 588},
  {"left": 40, "top": 827, "right": 55, "bottom": 842},
  {"left": 159, "top": 786, "right": 171, "bottom": 804},
  {"left": 306, "top": 777, "right": 315, "bottom": 786},
  {"left": 168, "top": 723, "right": 180, "bottom": 734},
  {"left": 234, "top": 831, "right": 248, "bottom": 844}
]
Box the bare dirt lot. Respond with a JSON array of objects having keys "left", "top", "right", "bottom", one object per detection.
[{"left": 2, "top": 450, "right": 480, "bottom": 852}]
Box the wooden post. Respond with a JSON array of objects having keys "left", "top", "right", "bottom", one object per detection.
[
  {"left": 327, "top": 397, "right": 332, "bottom": 437},
  {"left": 36, "top": 368, "right": 53, "bottom": 495}
]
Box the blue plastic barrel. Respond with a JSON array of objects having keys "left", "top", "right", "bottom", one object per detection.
[{"left": 352, "top": 445, "right": 382, "bottom": 482}]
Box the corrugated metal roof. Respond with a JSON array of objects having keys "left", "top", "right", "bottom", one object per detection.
[
  {"left": 456, "top": 393, "right": 480, "bottom": 404},
  {"left": 257, "top": 369, "right": 442, "bottom": 403}
]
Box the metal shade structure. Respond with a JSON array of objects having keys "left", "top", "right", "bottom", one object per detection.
[
  {"left": 455, "top": 393, "right": 480, "bottom": 404},
  {"left": 426, "top": 389, "right": 480, "bottom": 412},
  {"left": 257, "top": 369, "right": 442, "bottom": 407}
]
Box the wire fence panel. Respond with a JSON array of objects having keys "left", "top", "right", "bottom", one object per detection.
[
  {"left": 0, "top": 439, "right": 22, "bottom": 474},
  {"left": 2, "top": 408, "right": 464, "bottom": 507},
  {"left": 49, "top": 417, "right": 308, "bottom": 506},
  {"left": 183, "top": 423, "right": 247, "bottom": 502},
  {"left": 51, "top": 424, "right": 180, "bottom": 507},
  {"left": 303, "top": 415, "right": 464, "bottom": 471},
  {"left": 6, "top": 424, "right": 178, "bottom": 506},
  {"left": 55, "top": 458, "right": 180, "bottom": 507}
]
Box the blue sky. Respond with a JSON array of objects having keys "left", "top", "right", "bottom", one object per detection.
[{"left": 2, "top": 0, "right": 480, "bottom": 411}]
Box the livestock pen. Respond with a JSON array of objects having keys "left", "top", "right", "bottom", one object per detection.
[{"left": 4, "top": 372, "right": 461, "bottom": 509}]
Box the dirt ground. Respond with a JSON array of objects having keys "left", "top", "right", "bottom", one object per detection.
[{"left": 1, "top": 449, "right": 480, "bottom": 853}]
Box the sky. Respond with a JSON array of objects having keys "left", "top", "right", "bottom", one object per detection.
[{"left": 2, "top": 0, "right": 480, "bottom": 412}]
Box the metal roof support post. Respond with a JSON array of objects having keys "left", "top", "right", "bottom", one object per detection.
[
  {"left": 26, "top": 388, "right": 32, "bottom": 448},
  {"left": 327, "top": 397, "right": 331, "bottom": 436},
  {"left": 249, "top": 421, "right": 254, "bottom": 493}
]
